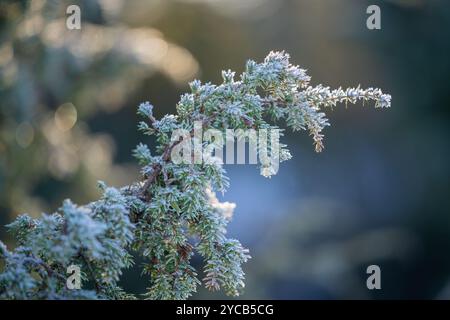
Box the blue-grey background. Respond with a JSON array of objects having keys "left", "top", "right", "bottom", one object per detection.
[{"left": 1, "top": 0, "right": 449, "bottom": 299}]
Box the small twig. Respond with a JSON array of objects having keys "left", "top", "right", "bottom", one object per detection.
[
  {"left": 80, "top": 253, "right": 102, "bottom": 293},
  {"left": 25, "top": 257, "right": 67, "bottom": 282}
]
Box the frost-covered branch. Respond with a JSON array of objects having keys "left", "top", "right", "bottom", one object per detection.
[{"left": 0, "top": 51, "right": 390, "bottom": 300}]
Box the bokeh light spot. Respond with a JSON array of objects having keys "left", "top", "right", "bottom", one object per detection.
[{"left": 55, "top": 103, "right": 77, "bottom": 132}]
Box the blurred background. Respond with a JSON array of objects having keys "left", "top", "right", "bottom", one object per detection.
[{"left": 1, "top": 0, "right": 449, "bottom": 299}]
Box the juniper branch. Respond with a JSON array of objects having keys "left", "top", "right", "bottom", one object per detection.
[{"left": 0, "top": 51, "right": 390, "bottom": 300}]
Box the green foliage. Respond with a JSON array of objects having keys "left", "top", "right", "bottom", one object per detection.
[{"left": 0, "top": 51, "right": 390, "bottom": 299}]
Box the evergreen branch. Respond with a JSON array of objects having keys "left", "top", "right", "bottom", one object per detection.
[{"left": 0, "top": 51, "right": 390, "bottom": 300}]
